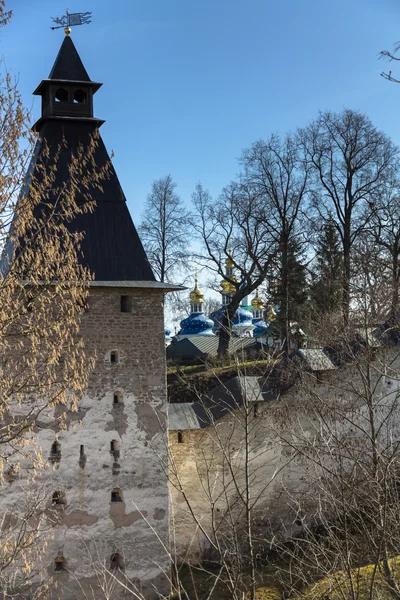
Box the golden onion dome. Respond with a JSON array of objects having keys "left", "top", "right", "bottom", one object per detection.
[
  {"left": 267, "top": 305, "right": 277, "bottom": 321},
  {"left": 225, "top": 255, "right": 235, "bottom": 269},
  {"left": 225, "top": 247, "right": 235, "bottom": 269},
  {"left": 220, "top": 279, "right": 236, "bottom": 294},
  {"left": 189, "top": 274, "right": 204, "bottom": 304},
  {"left": 251, "top": 290, "right": 264, "bottom": 310}
]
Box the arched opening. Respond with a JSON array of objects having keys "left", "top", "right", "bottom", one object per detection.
[
  {"left": 73, "top": 89, "right": 87, "bottom": 103},
  {"left": 54, "top": 554, "right": 67, "bottom": 572},
  {"left": 110, "top": 350, "right": 118, "bottom": 364},
  {"left": 177, "top": 431, "right": 183, "bottom": 444},
  {"left": 54, "top": 88, "right": 68, "bottom": 103},
  {"left": 111, "top": 488, "right": 123, "bottom": 503},
  {"left": 113, "top": 391, "right": 123, "bottom": 405},
  {"left": 110, "top": 552, "right": 124, "bottom": 571},
  {"left": 52, "top": 491, "right": 66, "bottom": 506}
]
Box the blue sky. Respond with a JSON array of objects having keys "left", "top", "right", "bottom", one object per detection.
[{"left": 3, "top": 0, "right": 400, "bottom": 224}]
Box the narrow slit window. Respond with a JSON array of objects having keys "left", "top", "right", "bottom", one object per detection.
[
  {"left": 52, "top": 491, "right": 66, "bottom": 506},
  {"left": 25, "top": 293, "right": 34, "bottom": 313},
  {"left": 110, "top": 440, "right": 119, "bottom": 453},
  {"left": 79, "top": 444, "right": 86, "bottom": 468},
  {"left": 110, "top": 440, "right": 120, "bottom": 459},
  {"left": 177, "top": 431, "right": 183, "bottom": 444},
  {"left": 111, "top": 488, "right": 123, "bottom": 503},
  {"left": 120, "top": 295, "right": 132, "bottom": 313},
  {"left": 110, "top": 351, "right": 118, "bottom": 364},
  {"left": 113, "top": 392, "right": 122, "bottom": 405},
  {"left": 50, "top": 440, "right": 61, "bottom": 462}
]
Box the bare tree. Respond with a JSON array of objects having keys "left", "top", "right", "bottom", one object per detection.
[
  {"left": 192, "top": 181, "right": 278, "bottom": 358},
  {"left": 193, "top": 133, "right": 309, "bottom": 357},
  {"left": 139, "top": 174, "right": 191, "bottom": 283},
  {"left": 270, "top": 315, "right": 400, "bottom": 600},
  {"left": 369, "top": 184, "right": 400, "bottom": 319},
  {"left": 299, "top": 109, "right": 398, "bottom": 325},
  {"left": 240, "top": 134, "right": 310, "bottom": 352}
]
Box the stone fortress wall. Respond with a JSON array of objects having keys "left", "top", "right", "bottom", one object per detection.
[
  {"left": 168, "top": 346, "right": 400, "bottom": 562},
  {"left": 3, "top": 286, "right": 169, "bottom": 600}
]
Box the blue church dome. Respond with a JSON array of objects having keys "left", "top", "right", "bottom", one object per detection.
[
  {"left": 210, "top": 306, "right": 226, "bottom": 329},
  {"left": 177, "top": 313, "right": 215, "bottom": 337},
  {"left": 210, "top": 305, "right": 254, "bottom": 335},
  {"left": 233, "top": 307, "right": 253, "bottom": 326},
  {"left": 253, "top": 321, "right": 270, "bottom": 338}
]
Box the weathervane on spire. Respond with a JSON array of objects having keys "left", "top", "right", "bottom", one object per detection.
[{"left": 51, "top": 9, "right": 92, "bottom": 35}]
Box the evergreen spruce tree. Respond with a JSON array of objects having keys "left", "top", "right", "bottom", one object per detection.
[
  {"left": 272, "top": 237, "right": 308, "bottom": 345},
  {"left": 310, "top": 221, "right": 343, "bottom": 314}
]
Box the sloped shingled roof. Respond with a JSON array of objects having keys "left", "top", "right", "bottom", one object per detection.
[
  {"left": 296, "top": 349, "right": 337, "bottom": 372},
  {"left": 168, "top": 403, "right": 208, "bottom": 430},
  {"left": 168, "top": 376, "right": 275, "bottom": 430},
  {"left": 166, "top": 335, "right": 257, "bottom": 360}
]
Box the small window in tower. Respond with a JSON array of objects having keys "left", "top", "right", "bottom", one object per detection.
[
  {"left": 25, "top": 293, "right": 34, "bottom": 313},
  {"left": 54, "top": 555, "right": 67, "bottom": 572},
  {"left": 50, "top": 440, "right": 61, "bottom": 462},
  {"left": 110, "top": 552, "right": 124, "bottom": 571},
  {"left": 113, "top": 391, "right": 123, "bottom": 405},
  {"left": 111, "top": 488, "right": 123, "bottom": 503},
  {"left": 120, "top": 295, "right": 132, "bottom": 313},
  {"left": 110, "top": 440, "right": 120, "bottom": 459},
  {"left": 253, "top": 403, "right": 259, "bottom": 418},
  {"left": 52, "top": 491, "right": 66, "bottom": 506},
  {"left": 79, "top": 444, "right": 86, "bottom": 468},
  {"left": 55, "top": 88, "right": 68, "bottom": 103},
  {"left": 177, "top": 431, "right": 184, "bottom": 444},
  {"left": 73, "top": 89, "right": 87, "bottom": 103},
  {"left": 110, "top": 351, "right": 118, "bottom": 364}
]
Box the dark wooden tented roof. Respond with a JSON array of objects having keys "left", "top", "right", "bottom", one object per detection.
[
  {"left": 49, "top": 35, "right": 90, "bottom": 81},
  {"left": 27, "top": 36, "right": 155, "bottom": 283}
]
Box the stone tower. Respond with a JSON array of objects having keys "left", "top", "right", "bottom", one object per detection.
[{"left": 6, "top": 34, "right": 176, "bottom": 599}]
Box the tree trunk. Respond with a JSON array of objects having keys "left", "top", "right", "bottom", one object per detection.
[
  {"left": 280, "top": 242, "right": 290, "bottom": 354},
  {"left": 342, "top": 221, "right": 351, "bottom": 326},
  {"left": 217, "top": 300, "right": 240, "bottom": 359},
  {"left": 391, "top": 250, "right": 399, "bottom": 319}
]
